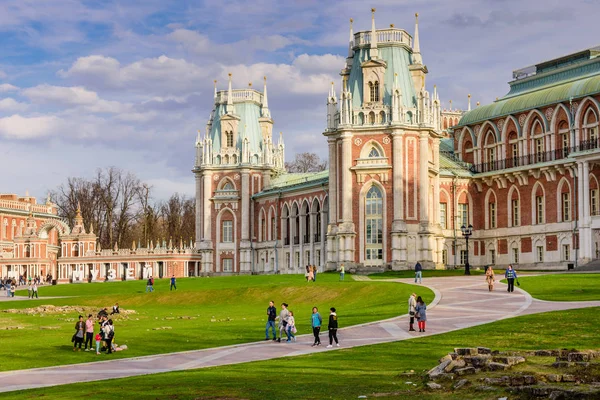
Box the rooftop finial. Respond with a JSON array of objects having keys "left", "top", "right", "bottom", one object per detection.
[
  {"left": 467, "top": 93, "right": 472, "bottom": 111},
  {"left": 412, "top": 12, "right": 422, "bottom": 64},
  {"left": 248, "top": 82, "right": 252, "bottom": 87},
  {"left": 262, "top": 76, "right": 270, "bottom": 118},
  {"left": 390, "top": 24, "right": 394, "bottom": 28},
  {"left": 348, "top": 18, "right": 354, "bottom": 58},
  {"left": 226, "top": 72, "right": 234, "bottom": 113},
  {"left": 477, "top": 101, "right": 480, "bottom": 107},
  {"left": 213, "top": 79, "right": 217, "bottom": 99},
  {"left": 370, "top": 8, "right": 378, "bottom": 58}
]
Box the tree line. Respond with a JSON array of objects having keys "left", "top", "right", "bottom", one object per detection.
[{"left": 50, "top": 167, "right": 195, "bottom": 250}]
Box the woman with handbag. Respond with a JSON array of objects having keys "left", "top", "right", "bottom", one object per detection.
[
  {"left": 485, "top": 266, "right": 495, "bottom": 291},
  {"left": 415, "top": 296, "right": 427, "bottom": 333},
  {"left": 408, "top": 293, "right": 417, "bottom": 331}
]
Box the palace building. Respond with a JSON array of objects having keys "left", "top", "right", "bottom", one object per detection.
[
  {"left": 194, "top": 12, "right": 600, "bottom": 274},
  {"left": 4, "top": 12, "right": 600, "bottom": 282}
]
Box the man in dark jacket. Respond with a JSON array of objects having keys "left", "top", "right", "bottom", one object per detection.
[
  {"left": 414, "top": 261, "right": 423, "bottom": 283},
  {"left": 265, "top": 301, "right": 277, "bottom": 340},
  {"left": 327, "top": 307, "right": 339, "bottom": 348}
]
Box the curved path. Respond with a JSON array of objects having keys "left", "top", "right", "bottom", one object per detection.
[{"left": 1, "top": 275, "right": 599, "bottom": 393}]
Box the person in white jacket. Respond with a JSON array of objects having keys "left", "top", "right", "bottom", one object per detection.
[{"left": 408, "top": 293, "right": 417, "bottom": 332}]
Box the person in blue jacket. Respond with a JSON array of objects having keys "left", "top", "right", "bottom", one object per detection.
[
  {"left": 505, "top": 265, "right": 518, "bottom": 293},
  {"left": 311, "top": 306, "right": 322, "bottom": 347}
]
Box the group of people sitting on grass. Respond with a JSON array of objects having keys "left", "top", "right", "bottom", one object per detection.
[
  {"left": 72, "top": 305, "right": 124, "bottom": 355},
  {"left": 265, "top": 301, "right": 340, "bottom": 348}
]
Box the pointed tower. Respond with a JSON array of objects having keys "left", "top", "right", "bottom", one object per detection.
[
  {"left": 409, "top": 13, "right": 428, "bottom": 92},
  {"left": 370, "top": 8, "right": 378, "bottom": 59}
]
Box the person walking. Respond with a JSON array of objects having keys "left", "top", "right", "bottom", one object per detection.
[
  {"left": 305, "top": 265, "right": 310, "bottom": 282},
  {"left": 311, "top": 306, "right": 322, "bottom": 347},
  {"left": 73, "top": 315, "right": 85, "bottom": 351},
  {"left": 308, "top": 266, "right": 314, "bottom": 282},
  {"left": 146, "top": 276, "right": 154, "bottom": 293},
  {"left": 276, "top": 303, "right": 290, "bottom": 343},
  {"left": 326, "top": 307, "right": 339, "bottom": 348},
  {"left": 414, "top": 261, "right": 423, "bottom": 284},
  {"left": 27, "top": 283, "right": 32, "bottom": 299},
  {"left": 339, "top": 264, "right": 345, "bottom": 281},
  {"left": 10, "top": 281, "right": 15, "bottom": 297},
  {"left": 103, "top": 319, "right": 114, "bottom": 354},
  {"left": 32, "top": 282, "right": 38, "bottom": 298},
  {"left": 84, "top": 314, "right": 94, "bottom": 351},
  {"left": 170, "top": 275, "right": 177, "bottom": 291},
  {"left": 313, "top": 265, "right": 317, "bottom": 282},
  {"left": 415, "top": 296, "right": 427, "bottom": 332},
  {"left": 505, "top": 265, "right": 517, "bottom": 293},
  {"left": 408, "top": 293, "right": 417, "bottom": 331},
  {"left": 286, "top": 311, "right": 296, "bottom": 342},
  {"left": 265, "top": 300, "right": 277, "bottom": 341},
  {"left": 485, "top": 266, "right": 495, "bottom": 291}
]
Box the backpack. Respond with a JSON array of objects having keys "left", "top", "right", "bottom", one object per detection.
[{"left": 107, "top": 329, "right": 114, "bottom": 340}]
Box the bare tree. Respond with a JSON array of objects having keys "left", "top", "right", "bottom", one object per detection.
[{"left": 285, "top": 152, "right": 328, "bottom": 173}]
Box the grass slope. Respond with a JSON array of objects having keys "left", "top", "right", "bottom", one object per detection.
[
  {"left": 508, "top": 273, "right": 600, "bottom": 301},
  {"left": 0, "top": 273, "right": 432, "bottom": 371},
  {"left": 5, "top": 307, "right": 599, "bottom": 400}
]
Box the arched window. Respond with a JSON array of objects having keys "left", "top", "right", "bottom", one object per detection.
[
  {"left": 369, "top": 82, "right": 375, "bottom": 102},
  {"left": 368, "top": 147, "right": 381, "bottom": 158},
  {"left": 24, "top": 245, "right": 30, "bottom": 258},
  {"left": 365, "top": 186, "right": 383, "bottom": 262},
  {"left": 226, "top": 131, "right": 234, "bottom": 148},
  {"left": 369, "top": 112, "right": 375, "bottom": 124},
  {"left": 222, "top": 181, "right": 234, "bottom": 191},
  {"left": 73, "top": 244, "right": 79, "bottom": 257},
  {"left": 373, "top": 81, "right": 380, "bottom": 102}
]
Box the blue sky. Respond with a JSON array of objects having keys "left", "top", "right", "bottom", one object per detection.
[{"left": 1, "top": 0, "right": 599, "bottom": 200}]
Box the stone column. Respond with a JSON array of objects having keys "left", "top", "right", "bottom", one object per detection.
[
  {"left": 582, "top": 161, "right": 592, "bottom": 261},
  {"left": 328, "top": 138, "right": 338, "bottom": 225},
  {"left": 391, "top": 132, "right": 406, "bottom": 268},
  {"left": 578, "top": 162, "right": 585, "bottom": 224},
  {"left": 240, "top": 170, "right": 251, "bottom": 272},
  {"left": 201, "top": 172, "right": 213, "bottom": 273},
  {"left": 341, "top": 134, "right": 353, "bottom": 223},
  {"left": 419, "top": 133, "right": 429, "bottom": 224},
  {"left": 195, "top": 173, "right": 202, "bottom": 247}
]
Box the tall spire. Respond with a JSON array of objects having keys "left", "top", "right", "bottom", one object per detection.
[
  {"left": 226, "top": 73, "right": 234, "bottom": 114},
  {"left": 262, "top": 76, "right": 271, "bottom": 118},
  {"left": 213, "top": 80, "right": 217, "bottom": 100},
  {"left": 467, "top": 94, "right": 472, "bottom": 111},
  {"left": 347, "top": 18, "right": 354, "bottom": 58},
  {"left": 370, "top": 8, "right": 378, "bottom": 59},
  {"left": 412, "top": 13, "right": 423, "bottom": 64}
]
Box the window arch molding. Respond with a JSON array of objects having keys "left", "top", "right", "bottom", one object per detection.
[
  {"left": 484, "top": 188, "right": 497, "bottom": 229},
  {"left": 217, "top": 177, "right": 236, "bottom": 191},
  {"left": 556, "top": 177, "right": 572, "bottom": 222},
  {"left": 360, "top": 140, "right": 386, "bottom": 159},
  {"left": 507, "top": 185, "right": 521, "bottom": 228},
  {"left": 531, "top": 181, "right": 546, "bottom": 225}
]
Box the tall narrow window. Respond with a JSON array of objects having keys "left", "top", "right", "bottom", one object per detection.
[
  {"left": 561, "top": 133, "right": 569, "bottom": 157},
  {"left": 591, "top": 127, "right": 598, "bottom": 143},
  {"left": 512, "top": 199, "right": 520, "bottom": 227},
  {"left": 442, "top": 249, "right": 448, "bottom": 265},
  {"left": 365, "top": 186, "right": 383, "bottom": 262},
  {"left": 512, "top": 247, "right": 519, "bottom": 263},
  {"left": 489, "top": 202, "right": 496, "bottom": 229},
  {"left": 440, "top": 203, "right": 447, "bottom": 229},
  {"left": 271, "top": 216, "right": 276, "bottom": 240},
  {"left": 368, "top": 147, "right": 381, "bottom": 158},
  {"left": 226, "top": 131, "right": 234, "bottom": 147},
  {"left": 511, "top": 143, "right": 519, "bottom": 160},
  {"left": 373, "top": 81, "right": 380, "bottom": 102},
  {"left": 222, "top": 220, "right": 233, "bottom": 243},
  {"left": 222, "top": 259, "right": 233, "bottom": 272},
  {"left": 369, "top": 82, "right": 375, "bottom": 102},
  {"left": 490, "top": 249, "right": 496, "bottom": 265},
  {"left": 536, "top": 195, "right": 544, "bottom": 224},
  {"left": 459, "top": 203, "right": 468, "bottom": 227},
  {"left": 591, "top": 189, "right": 599, "bottom": 216},
  {"left": 537, "top": 246, "right": 544, "bottom": 262},
  {"left": 261, "top": 216, "right": 266, "bottom": 241},
  {"left": 460, "top": 250, "right": 467, "bottom": 265},
  {"left": 563, "top": 244, "right": 570, "bottom": 261},
  {"left": 562, "top": 192, "right": 570, "bottom": 221},
  {"left": 488, "top": 147, "right": 496, "bottom": 165},
  {"left": 535, "top": 138, "right": 544, "bottom": 163}
]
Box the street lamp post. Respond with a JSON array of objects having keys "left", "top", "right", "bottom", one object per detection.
[{"left": 461, "top": 224, "right": 473, "bottom": 275}]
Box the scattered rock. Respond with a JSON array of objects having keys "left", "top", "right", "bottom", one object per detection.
[
  {"left": 444, "top": 359, "right": 466, "bottom": 373},
  {"left": 453, "top": 379, "right": 469, "bottom": 389},
  {"left": 455, "top": 348, "right": 478, "bottom": 356},
  {"left": 568, "top": 352, "right": 589, "bottom": 362},
  {"left": 477, "top": 347, "right": 491, "bottom": 354},
  {"left": 39, "top": 326, "right": 60, "bottom": 330},
  {"left": 455, "top": 367, "right": 476, "bottom": 376},
  {"left": 487, "top": 362, "right": 509, "bottom": 371},
  {"left": 561, "top": 374, "right": 576, "bottom": 382},
  {"left": 483, "top": 377, "right": 508, "bottom": 386},
  {"left": 523, "top": 375, "right": 537, "bottom": 385},
  {"left": 426, "top": 382, "right": 442, "bottom": 390},
  {"left": 4, "top": 326, "right": 24, "bottom": 330},
  {"left": 546, "top": 374, "right": 562, "bottom": 382},
  {"left": 427, "top": 359, "right": 452, "bottom": 379},
  {"left": 552, "top": 361, "right": 572, "bottom": 368}
]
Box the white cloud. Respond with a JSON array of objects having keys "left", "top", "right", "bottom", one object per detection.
[
  {"left": 0, "top": 114, "right": 64, "bottom": 139},
  {"left": 0, "top": 71, "right": 6, "bottom": 79},
  {"left": 59, "top": 55, "right": 210, "bottom": 95},
  {"left": 0, "top": 98, "right": 28, "bottom": 112},
  {"left": 292, "top": 54, "right": 345, "bottom": 73},
  {"left": 0, "top": 83, "right": 19, "bottom": 92},
  {"left": 22, "top": 84, "right": 99, "bottom": 106}
]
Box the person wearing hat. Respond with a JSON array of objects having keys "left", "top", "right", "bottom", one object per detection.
[{"left": 408, "top": 293, "right": 417, "bottom": 332}]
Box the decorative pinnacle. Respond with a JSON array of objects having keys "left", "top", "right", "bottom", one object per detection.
[
  {"left": 477, "top": 101, "right": 480, "bottom": 106},
  {"left": 350, "top": 18, "right": 353, "bottom": 23},
  {"left": 390, "top": 24, "right": 394, "bottom": 28},
  {"left": 468, "top": 94, "right": 471, "bottom": 98},
  {"left": 228, "top": 73, "right": 232, "bottom": 78},
  {"left": 415, "top": 12, "right": 419, "bottom": 18},
  {"left": 264, "top": 76, "right": 267, "bottom": 82},
  {"left": 248, "top": 82, "right": 252, "bottom": 87},
  {"left": 371, "top": 8, "right": 376, "bottom": 13},
  {"left": 394, "top": 72, "right": 398, "bottom": 76}
]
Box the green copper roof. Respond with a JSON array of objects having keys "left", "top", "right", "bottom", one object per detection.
[
  {"left": 210, "top": 99, "right": 263, "bottom": 154},
  {"left": 458, "top": 61, "right": 600, "bottom": 127},
  {"left": 439, "top": 153, "right": 473, "bottom": 178},
  {"left": 347, "top": 46, "right": 417, "bottom": 110},
  {"left": 254, "top": 170, "right": 329, "bottom": 198}
]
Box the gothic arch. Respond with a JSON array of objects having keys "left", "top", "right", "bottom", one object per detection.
[
  {"left": 360, "top": 140, "right": 386, "bottom": 158},
  {"left": 37, "top": 219, "right": 71, "bottom": 238},
  {"left": 550, "top": 103, "right": 573, "bottom": 132},
  {"left": 216, "top": 207, "right": 236, "bottom": 243},
  {"left": 258, "top": 207, "right": 267, "bottom": 242},
  {"left": 575, "top": 96, "right": 600, "bottom": 129},
  {"left": 358, "top": 179, "right": 387, "bottom": 265},
  {"left": 507, "top": 185, "right": 521, "bottom": 227},
  {"left": 531, "top": 181, "right": 546, "bottom": 225},
  {"left": 477, "top": 120, "right": 500, "bottom": 146},
  {"left": 501, "top": 115, "right": 522, "bottom": 139},
  {"left": 523, "top": 109, "right": 549, "bottom": 137},
  {"left": 484, "top": 188, "right": 497, "bottom": 229},
  {"left": 267, "top": 205, "right": 277, "bottom": 240},
  {"left": 556, "top": 177, "right": 572, "bottom": 222},
  {"left": 218, "top": 177, "right": 236, "bottom": 191},
  {"left": 455, "top": 188, "right": 474, "bottom": 227}
]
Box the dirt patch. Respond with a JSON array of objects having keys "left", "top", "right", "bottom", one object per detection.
[{"left": 3, "top": 305, "right": 136, "bottom": 316}]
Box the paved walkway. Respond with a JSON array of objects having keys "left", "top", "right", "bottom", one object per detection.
[{"left": 1, "top": 275, "right": 600, "bottom": 393}]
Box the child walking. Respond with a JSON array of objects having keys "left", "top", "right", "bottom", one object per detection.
[
  {"left": 415, "top": 296, "right": 427, "bottom": 332},
  {"left": 95, "top": 333, "right": 102, "bottom": 355},
  {"left": 311, "top": 307, "right": 322, "bottom": 347},
  {"left": 286, "top": 311, "right": 296, "bottom": 342},
  {"left": 327, "top": 307, "right": 339, "bottom": 348}
]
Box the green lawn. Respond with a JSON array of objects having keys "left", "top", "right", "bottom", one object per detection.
[
  {"left": 369, "top": 269, "right": 485, "bottom": 279},
  {"left": 505, "top": 273, "right": 600, "bottom": 301},
  {"left": 0, "top": 273, "right": 432, "bottom": 371},
  {"left": 5, "top": 306, "right": 599, "bottom": 400}
]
